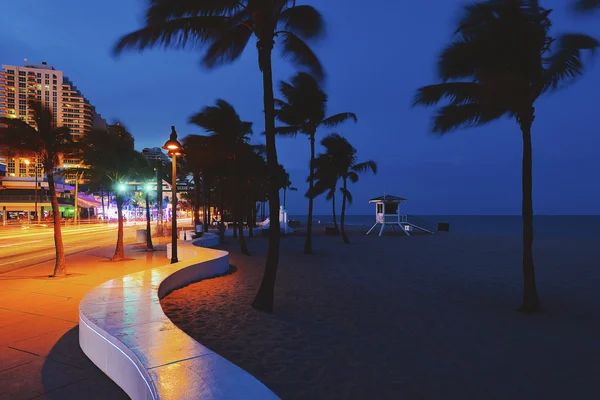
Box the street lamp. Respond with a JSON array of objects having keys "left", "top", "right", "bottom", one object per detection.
[
  {"left": 22, "top": 159, "right": 38, "bottom": 224},
  {"left": 162, "top": 126, "right": 182, "bottom": 264}
]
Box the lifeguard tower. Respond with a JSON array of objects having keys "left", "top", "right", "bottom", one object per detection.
[{"left": 366, "top": 194, "right": 434, "bottom": 236}]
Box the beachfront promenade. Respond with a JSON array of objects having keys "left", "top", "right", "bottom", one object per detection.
[
  {"left": 0, "top": 235, "right": 277, "bottom": 400},
  {"left": 0, "top": 242, "right": 170, "bottom": 399}
]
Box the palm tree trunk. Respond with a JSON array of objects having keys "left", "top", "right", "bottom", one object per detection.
[
  {"left": 519, "top": 114, "right": 541, "bottom": 313},
  {"left": 203, "top": 174, "right": 209, "bottom": 233},
  {"left": 341, "top": 178, "right": 350, "bottom": 244},
  {"left": 249, "top": 200, "right": 254, "bottom": 238},
  {"left": 304, "top": 133, "right": 316, "bottom": 254},
  {"left": 332, "top": 189, "right": 339, "bottom": 232},
  {"left": 252, "top": 40, "right": 281, "bottom": 312},
  {"left": 101, "top": 190, "right": 105, "bottom": 223},
  {"left": 145, "top": 192, "right": 153, "bottom": 251},
  {"left": 112, "top": 195, "right": 125, "bottom": 261},
  {"left": 219, "top": 186, "right": 225, "bottom": 242},
  {"left": 48, "top": 169, "right": 66, "bottom": 276},
  {"left": 238, "top": 198, "right": 250, "bottom": 255},
  {"left": 194, "top": 173, "right": 201, "bottom": 227},
  {"left": 283, "top": 188, "right": 287, "bottom": 209}
]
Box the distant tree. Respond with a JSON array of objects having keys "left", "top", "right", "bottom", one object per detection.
[
  {"left": 315, "top": 134, "right": 376, "bottom": 244},
  {"left": 132, "top": 153, "right": 156, "bottom": 251},
  {"left": 275, "top": 72, "right": 357, "bottom": 253},
  {"left": 413, "top": 0, "right": 598, "bottom": 313},
  {"left": 189, "top": 100, "right": 253, "bottom": 255},
  {"left": 82, "top": 127, "right": 139, "bottom": 261},
  {"left": 114, "top": 0, "right": 326, "bottom": 313},
  {"left": 0, "top": 101, "right": 79, "bottom": 276},
  {"left": 275, "top": 164, "right": 297, "bottom": 209},
  {"left": 311, "top": 154, "right": 340, "bottom": 232}
]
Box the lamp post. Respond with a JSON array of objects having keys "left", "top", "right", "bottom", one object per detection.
[
  {"left": 23, "top": 158, "right": 39, "bottom": 224},
  {"left": 162, "top": 126, "right": 183, "bottom": 264}
]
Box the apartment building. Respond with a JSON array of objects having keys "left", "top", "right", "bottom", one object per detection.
[{"left": 0, "top": 61, "right": 106, "bottom": 181}]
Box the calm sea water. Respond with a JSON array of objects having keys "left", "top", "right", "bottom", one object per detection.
[{"left": 289, "top": 215, "right": 600, "bottom": 238}]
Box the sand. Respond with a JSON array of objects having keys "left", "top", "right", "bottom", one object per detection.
[{"left": 160, "top": 226, "right": 600, "bottom": 400}]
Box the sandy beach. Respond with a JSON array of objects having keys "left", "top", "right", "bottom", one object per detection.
[{"left": 160, "top": 226, "right": 600, "bottom": 399}]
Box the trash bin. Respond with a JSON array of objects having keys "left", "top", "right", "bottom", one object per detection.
[
  {"left": 195, "top": 224, "right": 203, "bottom": 237},
  {"left": 136, "top": 229, "right": 147, "bottom": 243}
]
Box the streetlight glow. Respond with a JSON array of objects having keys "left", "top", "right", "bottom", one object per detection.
[{"left": 118, "top": 184, "right": 126, "bottom": 192}]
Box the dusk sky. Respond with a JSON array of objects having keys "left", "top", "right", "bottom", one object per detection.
[{"left": 1, "top": 0, "right": 599, "bottom": 215}]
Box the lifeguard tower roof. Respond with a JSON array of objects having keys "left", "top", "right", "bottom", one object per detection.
[{"left": 369, "top": 194, "right": 407, "bottom": 204}]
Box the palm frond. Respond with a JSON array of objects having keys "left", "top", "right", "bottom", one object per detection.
[
  {"left": 321, "top": 112, "right": 357, "bottom": 127},
  {"left": 413, "top": 82, "right": 484, "bottom": 107},
  {"left": 278, "top": 5, "right": 325, "bottom": 39},
  {"left": 114, "top": 16, "right": 231, "bottom": 55},
  {"left": 279, "top": 32, "right": 324, "bottom": 82},
  {"left": 543, "top": 33, "right": 599, "bottom": 92},
  {"left": 340, "top": 187, "right": 353, "bottom": 204},
  {"left": 146, "top": 0, "right": 242, "bottom": 22},
  {"left": 432, "top": 103, "right": 507, "bottom": 134},
  {"left": 438, "top": 41, "right": 479, "bottom": 81},
  {"left": 348, "top": 171, "right": 359, "bottom": 183},
  {"left": 273, "top": 126, "right": 301, "bottom": 136},
  {"left": 202, "top": 21, "right": 254, "bottom": 68},
  {"left": 352, "top": 160, "right": 377, "bottom": 175}
]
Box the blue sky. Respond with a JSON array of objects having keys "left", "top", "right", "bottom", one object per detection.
[{"left": 1, "top": 0, "right": 599, "bottom": 215}]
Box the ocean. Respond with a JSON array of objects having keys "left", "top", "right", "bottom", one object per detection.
[{"left": 288, "top": 215, "right": 600, "bottom": 238}]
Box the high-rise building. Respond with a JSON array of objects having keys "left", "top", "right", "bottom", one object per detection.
[{"left": 0, "top": 61, "right": 107, "bottom": 181}]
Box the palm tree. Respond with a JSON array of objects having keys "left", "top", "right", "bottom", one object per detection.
[
  {"left": 311, "top": 154, "right": 340, "bottom": 232},
  {"left": 0, "top": 101, "right": 78, "bottom": 276},
  {"left": 190, "top": 99, "right": 253, "bottom": 255},
  {"left": 275, "top": 72, "right": 357, "bottom": 253},
  {"left": 132, "top": 152, "right": 156, "bottom": 251},
  {"left": 82, "top": 127, "right": 138, "bottom": 261},
  {"left": 181, "top": 135, "right": 214, "bottom": 229},
  {"left": 413, "top": 0, "right": 598, "bottom": 313},
  {"left": 114, "top": 0, "right": 326, "bottom": 312},
  {"left": 317, "top": 134, "right": 376, "bottom": 244},
  {"left": 275, "top": 164, "right": 297, "bottom": 209}
]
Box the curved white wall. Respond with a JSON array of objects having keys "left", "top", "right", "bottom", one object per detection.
[{"left": 79, "top": 239, "right": 278, "bottom": 400}]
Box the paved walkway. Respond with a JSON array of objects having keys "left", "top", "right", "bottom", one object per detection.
[{"left": 0, "top": 239, "right": 171, "bottom": 400}]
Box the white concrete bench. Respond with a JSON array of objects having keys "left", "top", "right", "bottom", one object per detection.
[{"left": 79, "top": 239, "right": 278, "bottom": 400}]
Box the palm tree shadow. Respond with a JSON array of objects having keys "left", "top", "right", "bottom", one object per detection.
[{"left": 41, "top": 326, "right": 128, "bottom": 399}]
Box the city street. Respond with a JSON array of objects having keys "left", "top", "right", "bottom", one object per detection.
[{"left": 0, "top": 222, "right": 159, "bottom": 274}]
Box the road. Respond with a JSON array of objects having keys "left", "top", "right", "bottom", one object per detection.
[{"left": 0, "top": 223, "right": 143, "bottom": 274}]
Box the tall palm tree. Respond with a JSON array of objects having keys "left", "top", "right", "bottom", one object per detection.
[
  {"left": 114, "top": 0, "right": 325, "bottom": 312},
  {"left": 0, "top": 101, "right": 78, "bottom": 276},
  {"left": 317, "top": 134, "right": 376, "bottom": 244},
  {"left": 413, "top": 0, "right": 598, "bottom": 313},
  {"left": 275, "top": 72, "right": 357, "bottom": 253},
  {"left": 190, "top": 99, "right": 253, "bottom": 255}
]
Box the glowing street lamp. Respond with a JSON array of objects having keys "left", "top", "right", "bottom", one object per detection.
[
  {"left": 22, "top": 159, "right": 39, "bottom": 224},
  {"left": 162, "top": 126, "right": 183, "bottom": 264}
]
